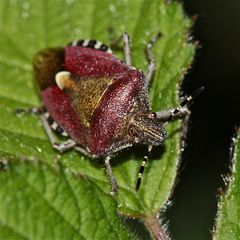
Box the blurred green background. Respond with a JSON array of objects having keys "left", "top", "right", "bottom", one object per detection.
[{"left": 166, "top": 0, "right": 240, "bottom": 239}]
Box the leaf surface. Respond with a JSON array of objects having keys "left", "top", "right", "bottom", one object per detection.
[
  {"left": 213, "top": 130, "right": 240, "bottom": 240},
  {"left": 0, "top": 159, "right": 131, "bottom": 240}
]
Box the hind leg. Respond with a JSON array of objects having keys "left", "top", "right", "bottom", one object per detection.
[
  {"left": 38, "top": 113, "right": 77, "bottom": 152},
  {"left": 145, "top": 32, "right": 161, "bottom": 87},
  {"left": 121, "top": 32, "right": 132, "bottom": 66},
  {"left": 109, "top": 29, "right": 132, "bottom": 66},
  {"left": 104, "top": 156, "right": 118, "bottom": 196},
  {"left": 16, "top": 107, "right": 76, "bottom": 152}
]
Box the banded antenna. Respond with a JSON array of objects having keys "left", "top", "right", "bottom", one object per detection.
[
  {"left": 135, "top": 86, "right": 204, "bottom": 191},
  {"left": 136, "top": 146, "right": 152, "bottom": 192},
  {"left": 167, "top": 87, "right": 205, "bottom": 122}
]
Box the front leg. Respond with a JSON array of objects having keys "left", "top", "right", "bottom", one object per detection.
[
  {"left": 109, "top": 30, "right": 132, "bottom": 66},
  {"left": 122, "top": 32, "right": 132, "bottom": 66},
  {"left": 145, "top": 32, "right": 161, "bottom": 87},
  {"left": 15, "top": 107, "right": 41, "bottom": 115},
  {"left": 104, "top": 156, "right": 118, "bottom": 196}
]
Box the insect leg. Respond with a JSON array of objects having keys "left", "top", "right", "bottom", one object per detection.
[
  {"left": 156, "top": 87, "right": 204, "bottom": 122},
  {"left": 145, "top": 32, "right": 161, "bottom": 87},
  {"left": 16, "top": 107, "right": 76, "bottom": 152},
  {"left": 108, "top": 30, "right": 132, "bottom": 65},
  {"left": 38, "top": 113, "right": 76, "bottom": 152},
  {"left": 74, "top": 146, "right": 97, "bottom": 159},
  {"left": 15, "top": 107, "right": 41, "bottom": 115},
  {"left": 104, "top": 156, "right": 118, "bottom": 196},
  {"left": 122, "top": 32, "right": 132, "bottom": 66}
]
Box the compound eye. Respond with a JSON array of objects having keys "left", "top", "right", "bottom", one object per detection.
[{"left": 148, "top": 112, "right": 157, "bottom": 119}]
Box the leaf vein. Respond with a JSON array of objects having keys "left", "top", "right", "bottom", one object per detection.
[
  {"left": 91, "top": 181, "right": 122, "bottom": 239},
  {"left": 0, "top": 220, "right": 30, "bottom": 240},
  {"left": 62, "top": 169, "right": 82, "bottom": 230},
  {"left": 14, "top": 165, "right": 87, "bottom": 239},
  {"left": 0, "top": 58, "right": 31, "bottom": 71},
  {"left": 1, "top": 32, "right": 30, "bottom": 62}
]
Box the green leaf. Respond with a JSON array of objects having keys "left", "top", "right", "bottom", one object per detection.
[
  {"left": 0, "top": 159, "right": 132, "bottom": 240},
  {"left": 213, "top": 129, "right": 240, "bottom": 240},
  {"left": 0, "top": 0, "right": 195, "bottom": 234}
]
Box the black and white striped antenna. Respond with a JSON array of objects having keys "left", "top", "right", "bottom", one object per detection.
[
  {"left": 135, "top": 87, "right": 204, "bottom": 192},
  {"left": 167, "top": 86, "right": 205, "bottom": 122},
  {"left": 136, "top": 146, "right": 153, "bottom": 192}
]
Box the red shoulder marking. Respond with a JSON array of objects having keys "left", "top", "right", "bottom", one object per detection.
[
  {"left": 41, "top": 86, "right": 88, "bottom": 145},
  {"left": 64, "top": 46, "right": 130, "bottom": 78}
]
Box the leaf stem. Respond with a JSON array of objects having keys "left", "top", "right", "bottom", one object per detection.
[{"left": 144, "top": 215, "right": 170, "bottom": 240}]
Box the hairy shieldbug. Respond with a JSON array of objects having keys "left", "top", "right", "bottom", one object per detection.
[{"left": 17, "top": 33, "right": 203, "bottom": 195}]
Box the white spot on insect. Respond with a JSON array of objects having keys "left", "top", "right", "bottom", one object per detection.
[
  {"left": 44, "top": 112, "right": 50, "bottom": 118},
  {"left": 148, "top": 145, "right": 153, "bottom": 152},
  {"left": 94, "top": 41, "right": 102, "bottom": 49},
  {"left": 72, "top": 40, "right": 78, "bottom": 46},
  {"left": 82, "top": 40, "right": 90, "bottom": 47},
  {"left": 130, "top": 66, "right": 136, "bottom": 70},
  {"left": 106, "top": 48, "right": 112, "bottom": 54},
  {"left": 51, "top": 122, "right": 58, "bottom": 130},
  {"left": 62, "top": 131, "right": 68, "bottom": 137},
  {"left": 142, "top": 161, "right": 146, "bottom": 167},
  {"left": 55, "top": 71, "right": 71, "bottom": 90}
]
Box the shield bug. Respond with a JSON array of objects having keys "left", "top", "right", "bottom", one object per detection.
[{"left": 17, "top": 33, "right": 203, "bottom": 195}]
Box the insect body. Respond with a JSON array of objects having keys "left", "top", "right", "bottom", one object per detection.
[{"left": 22, "top": 33, "right": 203, "bottom": 195}]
